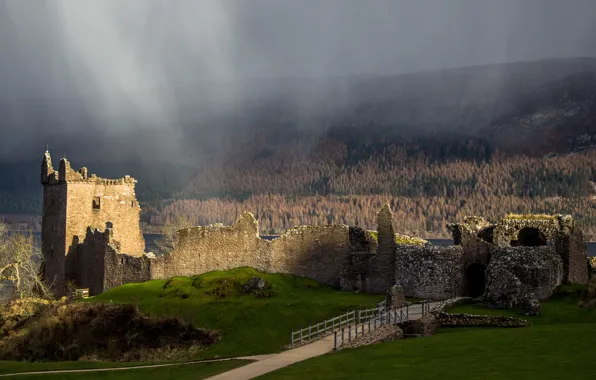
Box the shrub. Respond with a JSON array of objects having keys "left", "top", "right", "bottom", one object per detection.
[{"left": 0, "top": 302, "right": 219, "bottom": 362}]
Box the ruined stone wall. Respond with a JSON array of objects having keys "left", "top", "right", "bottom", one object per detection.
[
  {"left": 103, "top": 249, "right": 152, "bottom": 293},
  {"left": 152, "top": 212, "right": 267, "bottom": 279},
  {"left": 455, "top": 214, "right": 588, "bottom": 285},
  {"left": 68, "top": 228, "right": 110, "bottom": 295},
  {"left": 394, "top": 245, "right": 466, "bottom": 300},
  {"left": 340, "top": 253, "right": 373, "bottom": 292},
  {"left": 492, "top": 217, "right": 560, "bottom": 247},
  {"left": 555, "top": 217, "right": 589, "bottom": 284},
  {"left": 268, "top": 225, "right": 350, "bottom": 287},
  {"left": 151, "top": 213, "right": 351, "bottom": 287},
  {"left": 69, "top": 227, "right": 151, "bottom": 295},
  {"left": 339, "top": 228, "right": 377, "bottom": 291},
  {"left": 485, "top": 246, "right": 563, "bottom": 306}
]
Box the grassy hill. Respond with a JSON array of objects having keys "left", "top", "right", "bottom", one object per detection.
[
  {"left": 84, "top": 268, "right": 383, "bottom": 359},
  {"left": 259, "top": 287, "right": 596, "bottom": 380}
]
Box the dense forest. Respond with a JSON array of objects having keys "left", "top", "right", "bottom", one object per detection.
[{"left": 145, "top": 140, "right": 596, "bottom": 239}]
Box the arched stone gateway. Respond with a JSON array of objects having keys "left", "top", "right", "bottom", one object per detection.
[{"left": 464, "top": 263, "right": 486, "bottom": 297}]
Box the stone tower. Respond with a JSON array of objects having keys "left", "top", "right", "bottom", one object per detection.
[{"left": 41, "top": 151, "right": 145, "bottom": 295}]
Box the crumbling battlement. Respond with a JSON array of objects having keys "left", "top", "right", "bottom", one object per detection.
[{"left": 42, "top": 152, "right": 137, "bottom": 185}]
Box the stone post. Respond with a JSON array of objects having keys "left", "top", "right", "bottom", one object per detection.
[
  {"left": 385, "top": 284, "right": 405, "bottom": 310},
  {"left": 369, "top": 204, "right": 396, "bottom": 293}
]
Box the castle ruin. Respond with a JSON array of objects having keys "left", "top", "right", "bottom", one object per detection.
[
  {"left": 41, "top": 151, "right": 145, "bottom": 295},
  {"left": 40, "top": 152, "right": 590, "bottom": 303}
]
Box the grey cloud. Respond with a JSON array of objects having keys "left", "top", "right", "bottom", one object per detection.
[{"left": 1, "top": 0, "right": 596, "bottom": 161}]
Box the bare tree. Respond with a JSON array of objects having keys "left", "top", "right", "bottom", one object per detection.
[
  {"left": 153, "top": 215, "right": 194, "bottom": 255},
  {"left": 0, "top": 223, "right": 53, "bottom": 300}
]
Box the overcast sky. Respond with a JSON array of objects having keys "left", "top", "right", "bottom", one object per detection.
[{"left": 1, "top": 0, "right": 596, "bottom": 161}]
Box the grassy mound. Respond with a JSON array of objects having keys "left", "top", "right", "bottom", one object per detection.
[
  {"left": 85, "top": 268, "right": 384, "bottom": 358},
  {"left": 0, "top": 303, "right": 219, "bottom": 362},
  {"left": 259, "top": 288, "right": 596, "bottom": 379}
]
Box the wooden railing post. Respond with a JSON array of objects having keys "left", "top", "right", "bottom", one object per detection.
[{"left": 334, "top": 331, "right": 337, "bottom": 350}]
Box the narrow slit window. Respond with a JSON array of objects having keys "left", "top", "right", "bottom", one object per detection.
[{"left": 92, "top": 196, "right": 101, "bottom": 210}]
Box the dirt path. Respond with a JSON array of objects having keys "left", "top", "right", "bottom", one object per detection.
[{"left": 205, "top": 302, "right": 442, "bottom": 380}]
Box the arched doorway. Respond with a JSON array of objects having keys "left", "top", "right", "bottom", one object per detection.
[
  {"left": 511, "top": 227, "right": 547, "bottom": 247},
  {"left": 464, "top": 263, "right": 486, "bottom": 298}
]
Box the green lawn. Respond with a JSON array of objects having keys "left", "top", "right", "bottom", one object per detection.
[
  {"left": 258, "top": 287, "right": 596, "bottom": 380},
  {"left": 85, "top": 268, "right": 383, "bottom": 358},
  {"left": 0, "top": 360, "right": 250, "bottom": 380}
]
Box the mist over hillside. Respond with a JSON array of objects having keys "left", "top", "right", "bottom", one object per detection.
[
  {"left": 2, "top": 58, "right": 596, "bottom": 236},
  {"left": 2, "top": 1, "right": 596, "bottom": 236},
  {"left": 2, "top": 56, "right": 596, "bottom": 163}
]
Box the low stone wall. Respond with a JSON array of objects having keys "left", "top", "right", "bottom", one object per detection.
[
  {"left": 399, "top": 314, "right": 439, "bottom": 337},
  {"left": 394, "top": 246, "right": 465, "bottom": 300},
  {"left": 103, "top": 250, "right": 152, "bottom": 293},
  {"left": 429, "top": 297, "right": 471, "bottom": 315},
  {"left": 437, "top": 312, "right": 530, "bottom": 327}
]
